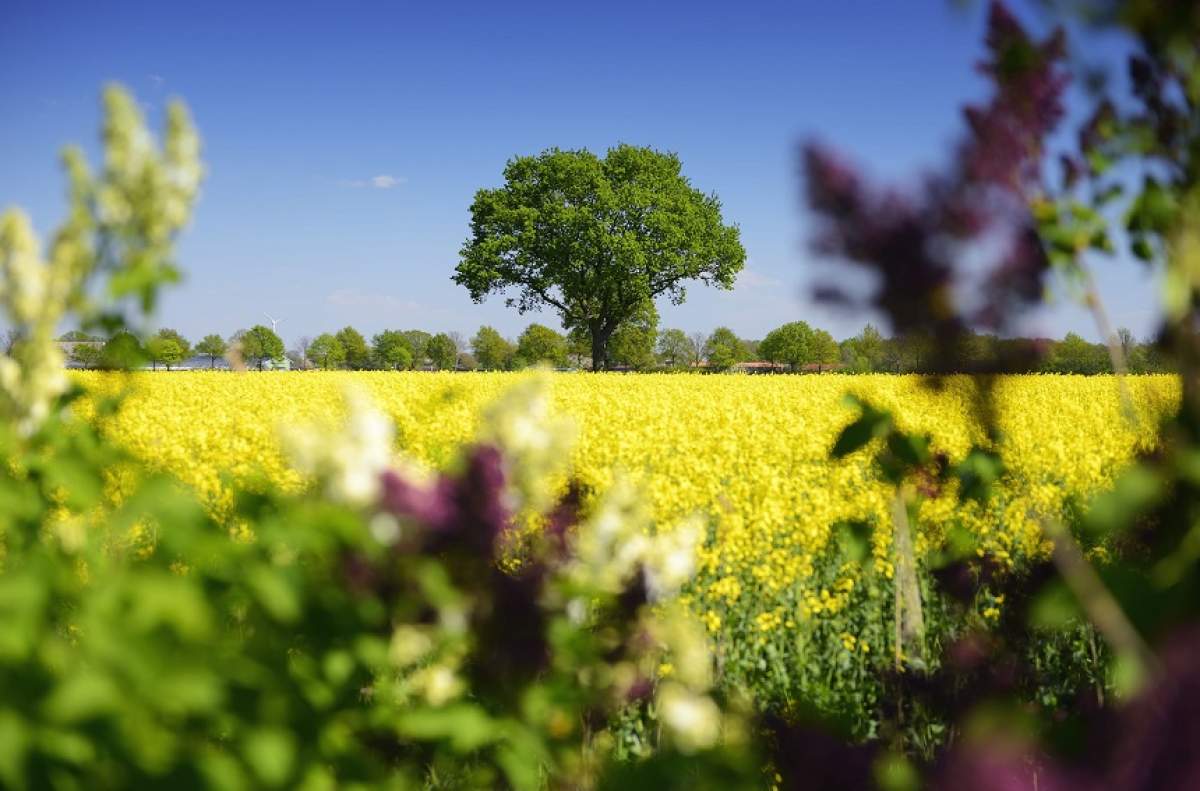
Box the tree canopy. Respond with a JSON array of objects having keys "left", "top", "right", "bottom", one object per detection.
[
  {"left": 703, "top": 327, "right": 748, "bottom": 371},
  {"left": 471, "top": 326, "right": 514, "bottom": 371},
  {"left": 335, "top": 326, "right": 370, "bottom": 370},
  {"left": 237, "top": 325, "right": 285, "bottom": 371},
  {"left": 194, "top": 333, "right": 227, "bottom": 369},
  {"left": 515, "top": 324, "right": 567, "bottom": 368},
  {"left": 371, "top": 330, "right": 413, "bottom": 371},
  {"left": 308, "top": 333, "right": 346, "bottom": 370},
  {"left": 426, "top": 333, "right": 458, "bottom": 370},
  {"left": 455, "top": 144, "right": 745, "bottom": 370}
]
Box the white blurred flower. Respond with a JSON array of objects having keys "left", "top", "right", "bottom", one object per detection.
[
  {"left": 478, "top": 373, "right": 574, "bottom": 512},
  {"left": 658, "top": 682, "right": 721, "bottom": 753},
  {"left": 282, "top": 385, "right": 395, "bottom": 506}
]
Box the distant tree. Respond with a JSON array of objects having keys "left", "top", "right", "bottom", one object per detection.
[
  {"left": 100, "top": 332, "right": 146, "bottom": 370},
  {"left": 58, "top": 330, "right": 98, "bottom": 342},
  {"left": 840, "top": 324, "right": 885, "bottom": 372},
  {"left": 290, "top": 336, "right": 313, "bottom": 370},
  {"left": 427, "top": 333, "right": 458, "bottom": 370},
  {"left": 153, "top": 328, "right": 191, "bottom": 360},
  {"left": 308, "top": 333, "right": 346, "bottom": 370},
  {"left": 455, "top": 144, "right": 746, "bottom": 370},
  {"left": 471, "top": 326, "right": 515, "bottom": 371},
  {"left": 758, "top": 321, "right": 817, "bottom": 371},
  {"left": 146, "top": 336, "right": 183, "bottom": 370},
  {"left": 704, "top": 327, "right": 748, "bottom": 372},
  {"left": 70, "top": 342, "right": 102, "bottom": 369},
  {"left": 402, "top": 330, "right": 432, "bottom": 368},
  {"left": 457, "top": 352, "right": 479, "bottom": 371},
  {"left": 1115, "top": 327, "right": 1136, "bottom": 366},
  {"left": 515, "top": 324, "right": 568, "bottom": 368},
  {"left": 335, "top": 326, "right": 370, "bottom": 370},
  {"left": 608, "top": 301, "right": 659, "bottom": 370},
  {"left": 239, "top": 325, "right": 286, "bottom": 371},
  {"left": 195, "top": 334, "right": 227, "bottom": 369},
  {"left": 811, "top": 329, "right": 840, "bottom": 369},
  {"left": 657, "top": 328, "right": 692, "bottom": 369},
  {"left": 688, "top": 331, "right": 707, "bottom": 367},
  {"left": 1046, "top": 332, "right": 1111, "bottom": 374},
  {"left": 370, "top": 330, "right": 413, "bottom": 371}
]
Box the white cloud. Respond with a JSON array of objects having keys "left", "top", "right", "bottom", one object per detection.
[
  {"left": 341, "top": 174, "right": 407, "bottom": 190},
  {"left": 148, "top": 74, "right": 165, "bottom": 88},
  {"left": 734, "top": 267, "right": 783, "bottom": 291}
]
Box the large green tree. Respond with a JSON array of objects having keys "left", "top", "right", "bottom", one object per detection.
[
  {"left": 515, "top": 323, "right": 567, "bottom": 368},
  {"left": 471, "top": 326, "right": 514, "bottom": 371},
  {"left": 146, "top": 336, "right": 182, "bottom": 370},
  {"left": 335, "top": 326, "right": 370, "bottom": 370},
  {"left": 308, "top": 333, "right": 346, "bottom": 370},
  {"left": 656, "top": 328, "right": 691, "bottom": 369},
  {"left": 758, "top": 321, "right": 818, "bottom": 371},
  {"left": 455, "top": 144, "right": 745, "bottom": 370},
  {"left": 704, "top": 327, "right": 748, "bottom": 372},
  {"left": 841, "top": 324, "right": 885, "bottom": 372},
  {"left": 402, "top": 330, "right": 432, "bottom": 368},
  {"left": 237, "top": 325, "right": 285, "bottom": 371},
  {"left": 194, "top": 333, "right": 227, "bottom": 369},
  {"left": 426, "top": 333, "right": 458, "bottom": 370},
  {"left": 371, "top": 330, "right": 413, "bottom": 371},
  {"left": 153, "top": 328, "right": 191, "bottom": 359}
]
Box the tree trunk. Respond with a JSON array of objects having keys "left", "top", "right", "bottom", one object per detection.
[{"left": 590, "top": 324, "right": 614, "bottom": 372}]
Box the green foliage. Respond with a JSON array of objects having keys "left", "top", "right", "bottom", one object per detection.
[
  {"left": 370, "top": 329, "right": 413, "bottom": 371},
  {"left": 1045, "top": 332, "right": 1112, "bottom": 375},
  {"left": 334, "top": 326, "right": 369, "bottom": 370},
  {"left": 759, "top": 321, "right": 839, "bottom": 371},
  {"left": 515, "top": 324, "right": 567, "bottom": 368},
  {"left": 236, "top": 325, "right": 285, "bottom": 371},
  {"left": 702, "top": 327, "right": 747, "bottom": 371},
  {"left": 402, "top": 330, "right": 432, "bottom": 367},
  {"left": 608, "top": 301, "right": 659, "bottom": 370},
  {"left": 146, "top": 336, "right": 183, "bottom": 369},
  {"left": 307, "top": 333, "right": 346, "bottom": 370},
  {"left": 454, "top": 144, "right": 745, "bottom": 369},
  {"left": 472, "top": 326, "right": 515, "bottom": 371},
  {"left": 194, "top": 334, "right": 227, "bottom": 369},
  {"left": 656, "top": 328, "right": 692, "bottom": 369},
  {"left": 427, "top": 332, "right": 458, "bottom": 370}
]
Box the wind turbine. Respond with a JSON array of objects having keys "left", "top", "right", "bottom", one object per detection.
[{"left": 264, "top": 313, "right": 283, "bottom": 334}]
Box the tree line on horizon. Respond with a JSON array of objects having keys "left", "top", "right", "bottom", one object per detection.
[{"left": 49, "top": 320, "right": 1173, "bottom": 375}]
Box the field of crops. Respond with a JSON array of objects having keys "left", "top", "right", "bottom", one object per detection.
[{"left": 73, "top": 371, "right": 1179, "bottom": 718}]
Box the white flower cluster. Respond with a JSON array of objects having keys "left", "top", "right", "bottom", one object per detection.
[
  {"left": 477, "top": 372, "right": 575, "bottom": 513},
  {"left": 0, "top": 85, "right": 202, "bottom": 436},
  {"left": 282, "top": 386, "right": 396, "bottom": 507},
  {"left": 569, "top": 476, "right": 703, "bottom": 602}
]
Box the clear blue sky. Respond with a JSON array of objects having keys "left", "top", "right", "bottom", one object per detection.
[{"left": 1, "top": 0, "right": 1159, "bottom": 346}]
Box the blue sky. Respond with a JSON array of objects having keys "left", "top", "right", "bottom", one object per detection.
[{"left": 1, "top": 0, "right": 1160, "bottom": 347}]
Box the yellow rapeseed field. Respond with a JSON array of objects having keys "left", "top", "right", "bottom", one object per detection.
[{"left": 72, "top": 371, "right": 1178, "bottom": 677}]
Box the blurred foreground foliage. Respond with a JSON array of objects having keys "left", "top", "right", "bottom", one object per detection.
[{"left": 6, "top": 1, "right": 1200, "bottom": 788}]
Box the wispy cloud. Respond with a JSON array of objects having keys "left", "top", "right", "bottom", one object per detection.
[
  {"left": 341, "top": 174, "right": 407, "bottom": 190},
  {"left": 148, "top": 74, "right": 165, "bottom": 88},
  {"left": 735, "top": 267, "right": 784, "bottom": 291}
]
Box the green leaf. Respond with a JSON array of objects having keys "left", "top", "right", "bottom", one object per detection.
[
  {"left": 1084, "top": 464, "right": 1162, "bottom": 536},
  {"left": 0, "top": 710, "right": 30, "bottom": 789},
  {"left": 43, "top": 671, "right": 121, "bottom": 723},
  {"left": 831, "top": 399, "right": 890, "bottom": 458},
  {"left": 248, "top": 567, "right": 302, "bottom": 624},
  {"left": 1029, "top": 581, "right": 1080, "bottom": 630},
  {"left": 397, "top": 704, "right": 499, "bottom": 752},
  {"left": 243, "top": 727, "right": 296, "bottom": 787}
]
